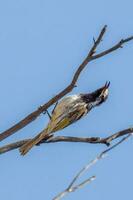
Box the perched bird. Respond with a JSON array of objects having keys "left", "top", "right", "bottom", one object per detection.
[{"left": 20, "top": 82, "right": 110, "bottom": 155}]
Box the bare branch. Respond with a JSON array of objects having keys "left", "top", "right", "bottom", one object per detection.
[
  {"left": 0, "top": 26, "right": 133, "bottom": 142},
  {"left": 0, "top": 127, "right": 133, "bottom": 155},
  {"left": 53, "top": 176, "right": 95, "bottom": 200},
  {"left": 53, "top": 134, "right": 132, "bottom": 200},
  {"left": 91, "top": 36, "right": 133, "bottom": 60}
]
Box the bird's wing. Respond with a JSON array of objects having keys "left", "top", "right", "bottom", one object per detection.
[{"left": 51, "top": 103, "right": 88, "bottom": 132}]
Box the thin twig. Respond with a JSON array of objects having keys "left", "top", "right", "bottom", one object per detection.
[
  {"left": 91, "top": 36, "right": 133, "bottom": 60},
  {"left": 0, "top": 127, "right": 133, "bottom": 154},
  {"left": 0, "top": 26, "right": 133, "bottom": 142},
  {"left": 53, "top": 176, "right": 95, "bottom": 200},
  {"left": 53, "top": 134, "right": 132, "bottom": 200}
]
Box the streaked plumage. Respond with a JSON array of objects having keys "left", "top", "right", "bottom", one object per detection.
[{"left": 20, "top": 82, "right": 110, "bottom": 155}]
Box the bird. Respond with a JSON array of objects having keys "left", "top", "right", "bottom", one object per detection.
[{"left": 20, "top": 81, "right": 110, "bottom": 155}]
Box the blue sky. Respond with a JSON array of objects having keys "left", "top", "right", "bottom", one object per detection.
[{"left": 0, "top": 0, "right": 133, "bottom": 200}]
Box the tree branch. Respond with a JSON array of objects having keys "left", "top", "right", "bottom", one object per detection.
[
  {"left": 52, "top": 133, "right": 132, "bottom": 200},
  {"left": 91, "top": 36, "right": 133, "bottom": 60},
  {"left": 53, "top": 176, "right": 96, "bottom": 200},
  {"left": 0, "top": 127, "right": 133, "bottom": 155},
  {"left": 0, "top": 26, "right": 133, "bottom": 142}
]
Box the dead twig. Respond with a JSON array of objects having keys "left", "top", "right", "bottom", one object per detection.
[{"left": 53, "top": 176, "right": 96, "bottom": 200}]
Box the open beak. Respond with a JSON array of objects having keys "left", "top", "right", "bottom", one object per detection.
[
  {"left": 100, "top": 81, "right": 110, "bottom": 98},
  {"left": 104, "top": 81, "right": 110, "bottom": 89}
]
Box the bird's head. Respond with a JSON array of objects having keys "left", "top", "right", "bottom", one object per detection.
[
  {"left": 92, "top": 81, "right": 110, "bottom": 106},
  {"left": 82, "top": 81, "right": 110, "bottom": 107}
]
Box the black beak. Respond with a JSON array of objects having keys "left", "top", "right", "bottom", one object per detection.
[{"left": 104, "top": 81, "right": 110, "bottom": 89}]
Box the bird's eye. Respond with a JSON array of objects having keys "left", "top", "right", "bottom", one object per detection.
[{"left": 100, "top": 95, "right": 104, "bottom": 100}]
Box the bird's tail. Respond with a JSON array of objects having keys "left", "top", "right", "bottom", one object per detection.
[{"left": 19, "top": 128, "right": 50, "bottom": 156}]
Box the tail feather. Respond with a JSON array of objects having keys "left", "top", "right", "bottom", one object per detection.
[{"left": 20, "top": 129, "right": 49, "bottom": 155}]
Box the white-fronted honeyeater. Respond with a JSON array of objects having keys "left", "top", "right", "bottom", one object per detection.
[{"left": 20, "top": 82, "right": 110, "bottom": 155}]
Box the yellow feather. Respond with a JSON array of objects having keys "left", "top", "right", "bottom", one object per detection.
[{"left": 52, "top": 118, "right": 70, "bottom": 132}]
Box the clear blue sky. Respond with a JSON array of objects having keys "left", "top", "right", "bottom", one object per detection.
[{"left": 0, "top": 1, "right": 133, "bottom": 200}]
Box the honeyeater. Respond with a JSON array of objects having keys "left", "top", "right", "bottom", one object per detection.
[{"left": 20, "top": 82, "right": 110, "bottom": 155}]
